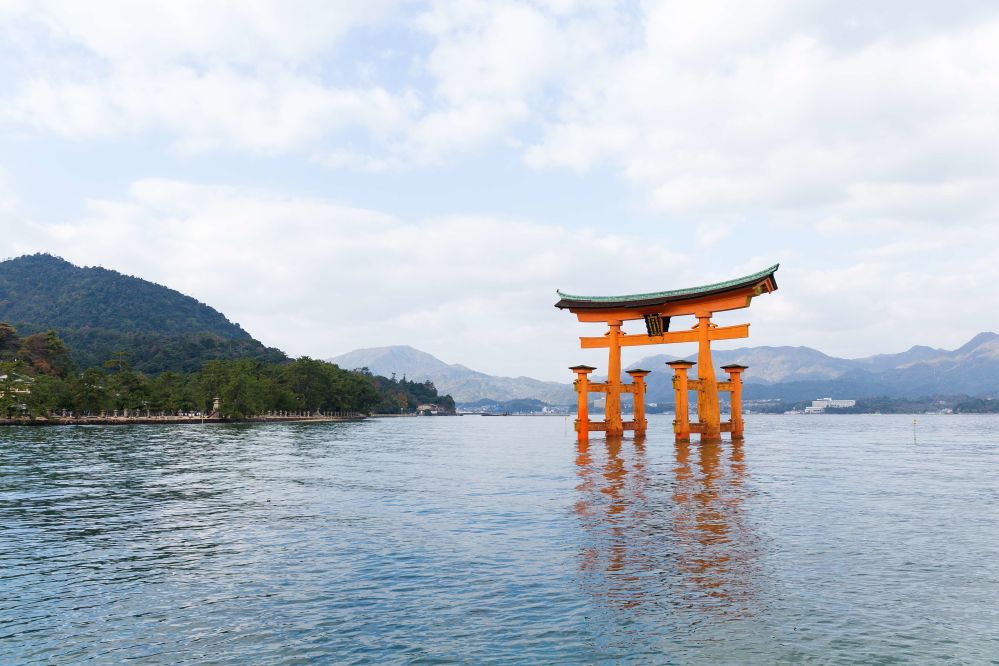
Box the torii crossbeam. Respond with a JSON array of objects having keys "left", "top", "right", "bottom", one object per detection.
[{"left": 556, "top": 264, "right": 779, "bottom": 442}]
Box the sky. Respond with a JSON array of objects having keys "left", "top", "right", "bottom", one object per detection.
[{"left": 1, "top": 0, "right": 998, "bottom": 381}]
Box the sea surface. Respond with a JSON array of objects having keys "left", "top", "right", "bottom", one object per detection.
[{"left": 2, "top": 414, "right": 998, "bottom": 664}]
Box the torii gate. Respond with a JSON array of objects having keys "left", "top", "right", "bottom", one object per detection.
[{"left": 556, "top": 264, "right": 779, "bottom": 442}]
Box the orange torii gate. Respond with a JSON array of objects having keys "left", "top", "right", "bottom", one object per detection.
[{"left": 556, "top": 264, "right": 779, "bottom": 442}]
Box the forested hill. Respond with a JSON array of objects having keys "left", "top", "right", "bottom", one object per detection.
[
  {"left": 0, "top": 253, "right": 249, "bottom": 337},
  {"left": 0, "top": 254, "right": 286, "bottom": 372}
]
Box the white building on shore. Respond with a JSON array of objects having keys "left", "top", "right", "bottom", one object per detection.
[{"left": 804, "top": 397, "right": 856, "bottom": 413}]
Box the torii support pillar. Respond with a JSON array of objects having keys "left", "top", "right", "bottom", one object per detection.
[
  {"left": 694, "top": 313, "right": 722, "bottom": 441},
  {"left": 668, "top": 360, "right": 694, "bottom": 442},
  {"left": 722, "top": 364, "right": 748, "bottom": 440},
  {"left": 626, "top": 369, "right": 651, "bottom": 435},
  {"left": 604, "top": 320, "right": 624, "bottom": 436},
  {"left": 570, "top": 365, "right": 596, "bottom": 443}
]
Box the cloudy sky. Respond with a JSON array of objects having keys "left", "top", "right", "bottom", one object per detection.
[{"left": 1, "top": 1, "right": 997, "bottom": 381}]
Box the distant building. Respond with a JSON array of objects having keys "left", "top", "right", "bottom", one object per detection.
[
  {"left": 804, "top": 397, "right": 856, "bottom": 413},
  {"left": 0, "top": 372, "right": 33, "bottom": 397}
]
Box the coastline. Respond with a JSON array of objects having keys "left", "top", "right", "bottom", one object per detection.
[{"left": 0, "top": 414, "right": 367, "bottom": 427}]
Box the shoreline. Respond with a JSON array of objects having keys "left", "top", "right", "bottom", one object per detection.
[{"left": 0, "top": 415, "right": 367, "bottom": 427}]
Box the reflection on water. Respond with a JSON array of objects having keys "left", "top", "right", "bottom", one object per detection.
[
  {"left": 672, "top": 439, "right": 760, "bottom": 612},
  {"left": 574, "top": 436, "right": 761, "bottom": 616}
]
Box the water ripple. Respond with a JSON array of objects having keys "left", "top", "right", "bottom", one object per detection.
[{"left": 2, "top": 415, "right": 999, "bottom": 663}]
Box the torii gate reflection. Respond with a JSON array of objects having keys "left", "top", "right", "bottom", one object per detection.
[{"left": 574, "top": 437, "right": 763, "bottom": 615}]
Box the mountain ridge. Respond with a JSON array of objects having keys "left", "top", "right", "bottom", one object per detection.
[
  {"left": 629, "top": 331, "right": 999, "bottom": 402},
  {"left": 329, "top": 345, "right": 575, "bottom": 404},
  {"left": 0, "top": 253, "right": 250, "bottom": 338},
  {"left": 333, "top": 332, "right": 999, "bottom": 404},
  {"left": 0, "top": 253, "right": 286, "bottom": 372}
]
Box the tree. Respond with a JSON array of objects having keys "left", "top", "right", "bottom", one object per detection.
[
  {"left": 1, "top": 328, "right": 449, "bottom": 420},
  {"left": 25, "top": 375, "right": 59, "bottom": 417},
  {"left": 340, "top": 371, "right": 381, "bottom": 411},
  {"left": 18, "top": 330, "right": 74, "bottom": 378},
  {"left": 0, "top": 323, "right": 18, "bottom": 357},
  {"left": 284, "top": 357, "right": 333, "bottom": 412},
  {"left": 103, "top": 350, "right": 132, "bottom": 373},
  {"left": 150, "top": 371, "right": 198, "bottom": 413},
  {"left": 220, "top": 372, "right": 265, "bottom": 418},
  {"left": 72, "top": 368, "right": 108, "bottom": 415},
  {"left": 196, "top": 360, "right": 229, "bottom": 412},
  {"left": 106, "top": 366, "right": 149, "bottom": 413}
]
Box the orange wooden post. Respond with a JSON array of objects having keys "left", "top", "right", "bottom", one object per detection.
[
  {"left": 570, "top": 365, "right": 596, "bottom": 442},
  {"left": 626, "top": 369, "right": 651, "bottom": 435},
  {"left": 695, "top": 312, "right": 721, "bottom": 441},
  {"left": 668, "top": 360, "right": 694, "bottom": 442},
  {"left": 605, "top": 320, "right": 624, "bottom": 436},
  {"left": 722, "top": 364, "right": 747, "bottom": 440}
]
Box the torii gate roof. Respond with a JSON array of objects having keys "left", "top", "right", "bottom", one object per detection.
[{"left": 555, "top": 263, "right": 779, "bottom": 311}]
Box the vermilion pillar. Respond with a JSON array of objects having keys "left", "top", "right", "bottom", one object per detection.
[
  {"left": 570, "top": 365, "right": 596, "bottom": 442},
  {"left": 626, "top": 369, "right": 651, "bottom": 435},
  {"left": 668, "top": 360, "right": 695, "bottom": 442},
  {"left": 695, "top": 312, "right": 721, "bottom": 441},
  {"left": 605, "top": 320, "right": 624, "bottom": 436},
  {"left": 722, "top": 364, "right": 747, "bottom": 440}
]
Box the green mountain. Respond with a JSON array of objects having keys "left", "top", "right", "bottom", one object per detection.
[{"left": 0, "top": 254, "right": 286, "bottom": 373}]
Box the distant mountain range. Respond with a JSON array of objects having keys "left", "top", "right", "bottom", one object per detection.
[
  {"left": 329, "top": 345, "right": 575, "bottom": 404},
  {"left": 0, "top": 254, "right": 286, "bottom": 372},
  {"left": 630, "top": 332, "right": 999, "bottom": 403},
  {"left": 332, "top": 333, "right": 999, "bottom": 405}
]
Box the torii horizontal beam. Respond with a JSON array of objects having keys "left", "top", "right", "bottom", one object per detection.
[{"left": 579, "top": 323, "right": 749, "bottom": 349}]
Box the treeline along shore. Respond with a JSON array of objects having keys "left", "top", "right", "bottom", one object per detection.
[{"left": 0, "top": 322, "right": 455, "bottom": 423}]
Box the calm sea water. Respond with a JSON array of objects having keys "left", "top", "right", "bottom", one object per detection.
[{"left": 2, "top": 415, "right": 998, "bottom": 664}]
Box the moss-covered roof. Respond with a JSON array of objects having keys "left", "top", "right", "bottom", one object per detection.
[{"left": 555, "top": 264, "right": 778, "bottom": 310}]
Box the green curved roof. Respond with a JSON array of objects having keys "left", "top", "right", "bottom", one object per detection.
[{"left": 555, "top": 263, "right": 779, "bottom": 310}]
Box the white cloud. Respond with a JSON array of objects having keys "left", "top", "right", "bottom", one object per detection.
[
  {"left": 0, "top": 0, "right": 415, "bottom": 154},
  {"left": 525, "top": 2, "right": 999, "bottom": 231},
  {"left": 6, "top": 178, "right": 997, "bottom": 381},
  {"left": 0, "top": 0, "right": 631, "bottom": 163},
  {"left": 4, "top": 0, "right": 999, "bottom": 204},
  {"left": 6, "top": 68, "right": 414, "bottom": 153},
  {"left": 398, "top": 0, "right": 631, "bottom": 162},
  {"left": 2, "top": 0, "right": 397, "bottom": 66},
  {"left": 10, "top": 0, "right": 997, "bottom": 223},
  {"left": 0, "top": 169, "right": 19, "bottom": 216}
]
